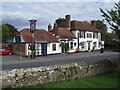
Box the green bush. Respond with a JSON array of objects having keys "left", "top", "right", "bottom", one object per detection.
[{"left": 105, "top": 41, "right": 120, "bottom": 52}]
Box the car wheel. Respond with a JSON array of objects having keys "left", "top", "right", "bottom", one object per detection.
[{"left": 8, "top": 52, "right": 12, "bottom": 55}]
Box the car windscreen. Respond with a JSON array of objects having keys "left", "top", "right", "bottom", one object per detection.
[{"left": 0, "top": 49, "right": 6, "bottom": 50}]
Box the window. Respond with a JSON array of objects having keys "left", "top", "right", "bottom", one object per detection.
[
  {"left": 52, "top": 44, "right": 56, "bottom": 51},
  {"left": 93, "top": 33, "right": 95, "bottom": 38},
  {"left": 87, "top": 33, "right": 92, "bottom": 38},
  {"left": 15, "top": 35, "right": 21, "bottom": 42},
  {"left": 79, "top": 31, "right": 81, "bottom": 38},
  {"left": 79, "top": 30, "right": 85, "bottom": 38},
  {"left": 96, "top": 33, "right": 98, "bottom": 38},
  {"left": 81, "top": 42, "right": 85, "bottom": 49},
  {"left": 93, "top": 32, "right": 98, "bottom": 38},
  {"left": 93, "top": 42, "right": 97, "bottom": 49},
  {"left": 68, "top": 38, "right": 73, "bottom": 41},
  {"left": 81, "top": 31, "right": 85, "bottom": 38},
  {"left": 36, "top": 44, "right": 39, "bottom": 50},
  {"left": 99, "top": 34, "right": 101, "bottom": 42},
  {"left": 98, "top": 42, "right": 101, "bottom": 48},
  {"left": 70, "top": 42, "right": 73, "bottom": 49}
]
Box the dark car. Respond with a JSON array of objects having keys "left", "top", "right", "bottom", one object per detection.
[{"left": 0, "top": 49, "right": 14, "bottom": 55}]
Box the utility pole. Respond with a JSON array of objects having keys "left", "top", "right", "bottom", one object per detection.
[{"left": 29, "top": 19, "right": 37, "bottom": 59}]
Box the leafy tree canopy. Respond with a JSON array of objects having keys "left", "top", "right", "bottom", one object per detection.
[
  {"left": 0, "top": 24, "right": 18, "bottom": 43},
  {"left": 95, "top": 20, "right": 108, "bottom": 41},
  {"left": 5, "top": 24, "right": 17, "bottom": 34},
  {"left": 96, "top": 20, "right": 107, "bottom": 33},
  {"left": 0, "top": 24, "right": 10, "bottom": 43},
  {"left": 100, "top": 1, "right": 120, "bottom": 41},
  {"left": 55, "top": 18, "right": 66, "bottom": 26}
]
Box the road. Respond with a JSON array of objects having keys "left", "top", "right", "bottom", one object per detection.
[{"left": 1, "top": 52, "right": 120, "bottom": 70}]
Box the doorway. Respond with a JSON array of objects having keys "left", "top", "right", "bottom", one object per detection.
[
  {"left": 61, "top": 43, "right": 64, "bottom": 53},
  {"left": 41, "top": 43, "right": 47, "bottom": 56},
  {"left": 88, "top": 41, "right": 91, "bottom": 51}
]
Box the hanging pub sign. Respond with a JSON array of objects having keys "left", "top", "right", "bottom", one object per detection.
[
  {"left": 28, "top": 44, "right": 35, "bottom": 50},
  {"left": 29, "top": 20, "right": 37, "bottom": 32}
]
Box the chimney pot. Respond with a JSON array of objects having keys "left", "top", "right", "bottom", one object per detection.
[
  {"left": 65, "top": 14, "right": 71, "bottom": 29},
  {"left": 48, "top": 23, "right": 52, "bottom": 32}
]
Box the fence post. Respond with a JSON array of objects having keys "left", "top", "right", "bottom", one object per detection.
[{"left": 20, "top": 52, "right": 22, "bottom": 60}]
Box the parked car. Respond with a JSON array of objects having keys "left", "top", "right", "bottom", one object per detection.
[{"left": 0, "top": 49, "right": 14, "bottom": 55}]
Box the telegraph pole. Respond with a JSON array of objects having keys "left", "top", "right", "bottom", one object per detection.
[{"left": 29, "top": 19, "right": 37, "bottom": 59}]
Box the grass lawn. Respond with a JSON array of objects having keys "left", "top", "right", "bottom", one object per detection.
[
  {"left": 24, "top": 70, "right": 119, "bottom": 88},
  {"left": 104, "top": 49, "right": 113, "bottom": 52}
]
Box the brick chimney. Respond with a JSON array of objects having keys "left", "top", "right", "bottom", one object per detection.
[
  {"left": 48, "top": 23, "right": 52, "bottom": 32},
  {"left": 65, "top": 15, "right": 71, "bottom": 29},
  {"left": 91, "top": 20, "right": 96, "bottom": 28}
]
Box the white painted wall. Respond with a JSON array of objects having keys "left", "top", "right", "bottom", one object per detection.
[
  {"left": 58, "top": 38, "right": 77, "bottom": 53},
  {"left": 72, "top": 30, "right": 102, "bottom": 52},
  {"left": 14, "top": 35, "right": 62, "bottom": 56},
  {"left": 35, "top": 43, "right": 42, "bottom": 56},
  {"left": 47, "top": 42, "right": 61, "bottom": 54},
  {"left": 25, "top": 43, "right": 32, "bottom": 56},
  {"left": 25, "top": 42, "right": 61, "bottom": 56},
  {"left": 68, "top": 39, "right": 77, "bottom": 53}
]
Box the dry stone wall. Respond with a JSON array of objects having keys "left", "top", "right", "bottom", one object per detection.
[{"left": 1, "top": 58, "right": 120, "bottom": 88}]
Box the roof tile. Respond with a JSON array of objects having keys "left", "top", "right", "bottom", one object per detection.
[
  {"left": 71, "top": 20, "right": 100, "bottom": 32},
  {"left": 52, "top": 27, "right": 76, "bottom": 39},
  {"left": 19, "top": 28, "right": 58, "bottom": 43}
]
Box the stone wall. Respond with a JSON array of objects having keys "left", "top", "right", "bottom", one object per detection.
[{"left": 1, "top": 58, "right": 120, "bottom": 88}]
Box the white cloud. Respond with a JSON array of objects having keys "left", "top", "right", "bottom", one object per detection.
[
  {"left": 2, "top": 2, "right": 117, "bottom": 32},
  {"left": 14, "top": 4, "right": 23, "bottom": 9},
  {"left": 1, "top": 0, "right": 119, "bottom": 2}
]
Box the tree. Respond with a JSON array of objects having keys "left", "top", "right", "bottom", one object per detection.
[
  {"left": 95, "top": 20, "right": 116, "bottom": 50},
  {"left": 95, "top": 20, "right": 108, "bottom": 41},
  {"left": 55, "top": 18, "right": 66, "bottom": 26},
  {"left": 100, "top": 1, "right": 120, "bottom": 41},
  {"left": 5, "top": 24, "right": 18, "bottom": 39},
  {"left": 0, "top": 24, "right": 10, "bottom": 43},
  {"left": 0, "top": 24, "right": 18, "bottom": 43}
]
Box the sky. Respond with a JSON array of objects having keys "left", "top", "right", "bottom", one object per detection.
[{"left": 1, "top": 0, "right": 119, "bottom": 32}]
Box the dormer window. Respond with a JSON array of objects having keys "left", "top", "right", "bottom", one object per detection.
[{"left": 15, "top": 35, "right": 21, "bottom": 43}]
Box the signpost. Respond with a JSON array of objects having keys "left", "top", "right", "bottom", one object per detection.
[{"left": 29, "top": 20, "right": 37, "bottom": 59}]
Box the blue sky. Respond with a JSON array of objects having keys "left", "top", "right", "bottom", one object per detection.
[{"left": 1, "top": 0, "right": 119, "bottom": 32}]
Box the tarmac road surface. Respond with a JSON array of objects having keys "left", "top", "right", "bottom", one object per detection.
[{"left": 1, "top": 51, "right": 119, "bottom": 70}]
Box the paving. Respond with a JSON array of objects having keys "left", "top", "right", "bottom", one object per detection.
[{"left": 1, "top": 51, "right": 119, "bottom": 70}]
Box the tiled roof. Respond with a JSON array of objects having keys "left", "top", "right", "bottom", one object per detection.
[
  {"left": 58, "top": 21, "right": 68, "bottom": 28},
  {"left": 52, "top": 27, "right": 76, "bottom": 39},
  {"left": 71, "top": 20, "right": 100, "bottom": 32},
  {"left": 19, "top": 28, "right": 58, "bottom": 43}
]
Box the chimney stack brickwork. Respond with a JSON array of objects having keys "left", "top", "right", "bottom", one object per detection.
[
  {"left": 48, "top": 24, "right": 52, "bottom": 32},
  {"left": 91, "top": 20, "right": 96, "bottom": 28},
  {"left": 65, "top": 15, "right": 71, "bottom": 29}
]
